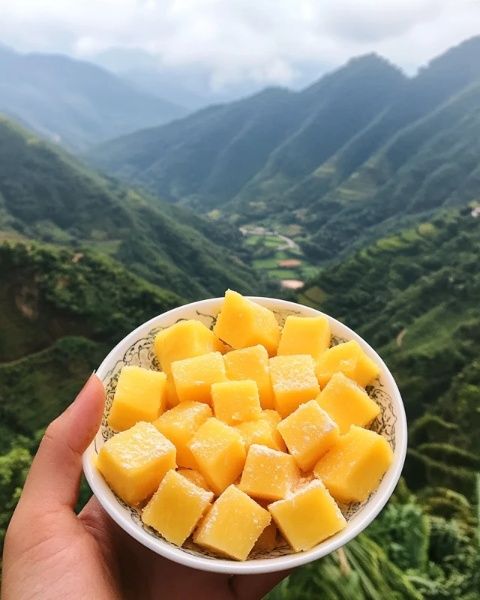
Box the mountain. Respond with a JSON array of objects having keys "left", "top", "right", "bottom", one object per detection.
[
  {"left": 89, "top": 54, "right": 406, "bottom": 210},
  {"left": 0, "top": 45, "right": 186, "bottom": 150},
  {"left": 0, "top": 116, "right": 259, "bottom": 298}
]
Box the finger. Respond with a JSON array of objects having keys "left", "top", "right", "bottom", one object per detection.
[
  {"left": 232, "top": 569, "right": 291, "bottom": 600},
  {"left": 18, "top": 374, "right": 105, "bottom": 513}
]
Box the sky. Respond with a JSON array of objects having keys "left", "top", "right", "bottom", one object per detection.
[{"left": 0, "top": 0, "right": 479, "bottom": 91}]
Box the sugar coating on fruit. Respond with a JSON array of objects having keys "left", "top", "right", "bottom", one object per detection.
[
  {"left": 314, "top": 425, "right": 393, "bottom": 503},
  {"left": 142, "top": 470, "right": 213, "bottom": 546},
  {"left": 224, "top": 344, "right": 275, "bottom": 409},
  {"left": 97, "top": 421, "right": 176, "bottom": 506},
  {"left": 277, "top": 400, "right": 339, "bottom": 471},
  {"left": 171, "top": 351, "right": 227, "bottom": 404},
  {"left": 317, "top": 372, "right": 380, "bottom": 434},
  {"left": 316, "top": 340, "right": 380, "bottom": 388},
  {"left": 213, "top": 290, "right": 280, "bottom": 356},
  {"left": 194, "top": 485, "right": 271, "bottom": 560},
  {"left": 188, "top": 417, "right": 246, "bottom": 494},
  {"left": 108, "top": 366, "right": 167, "bottom": 431},
  {"left": 235, "top": 417, "right": 284, "bottom": 452},
  {"left": 269, "top": 354, "right": 320, "bottom": 417},
  {"left": 239, "top": 444, "right": 300, "bottom": 501},
  {"left": 154, "top": 319, "right": 224, "bottom": 375},
  {"left": 269, "top": 479, "right": 346, "bottom": 552},
  {"left": 212, "top": 379, "right": 262, "bottom": 425},
  {"left": 277, "top": 315, "right": 331, "bottom": 361},
  {"left": 154, "top": 401, "right": 212, "bottom": 469}
]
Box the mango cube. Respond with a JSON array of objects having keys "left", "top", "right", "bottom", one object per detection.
[
  {"left": 194, "top": 485, "right": 271, "bottom": 560},
  {"left": 171, "top": 351, "right": 227, "bottom": 405},
  {"left": 269, "top": 479, "right": 347, "bottom": 552},
  {"left": 177, "top": 468, "right": 211, "bottom": 491},
  {"left": 212, "top": 380, "right": 262, "bottom": 425},
  {"left": 277, "top": 400, "right": 339, "bottom": 471},
  {"left": 97, "top": 422, "right": 176, "bottom": 505},
  {"left": 253, "top": 522, "right": 278, "bottom": 553},
  {"left": 262, "top": 409, "right": 287, "bottom": 451},
  {"left": 154, "top": 401, "right": 212, "bottom": 469},
  {"left": 188, "top": 418, "right": 246, "bottom": 494},
  {"left": 235, "top": 414, "right": 285, "bottom": 452},
  {"left": 108, "top": 366, "right": 167, "bottom": 431},
  {"left": 316, "top": 340, "right": 380, "bottom": 388},
  {"left": 142, "top": 470, "right": 213, "bottom": 546},
  {"left": 277, "top": 315, "right": 331, "bottom": 361},
  {"left": 154, "top": 319, "right": 223, "bottom": 375},
  {"left": 317, "top": 372, "right": 380, "bottom": 434},
  {"left": 314, "top": 425, "right": 393, "bottom": 503},
  {"left": 213, "top": 290, "right": 280, "bottom": 356},
  {"left": 224, "top": 344, "right": 275, "bottom": 409},
  {"left": 270, "top": 355, "right": 320, "bottom": 417},
  {"left": 239, "top": 444, "right": 300, "bottom": 501},
  {"left": 165, "top": 376, "right": 180, "bottom": 408}
]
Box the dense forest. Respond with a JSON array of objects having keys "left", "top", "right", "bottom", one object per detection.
[{"left": 1, "top": 36, "right": 480, "bottom": 600}]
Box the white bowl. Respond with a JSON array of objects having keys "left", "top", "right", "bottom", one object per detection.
[{"left": 83, "top": 296, "right": 407, "bottom": 574}]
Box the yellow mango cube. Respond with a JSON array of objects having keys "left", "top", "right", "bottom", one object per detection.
[
  {"left": 108, "top": 366, "right": 167, "bottom": 432},
  {"left": 97, "top": 422, "right": 176, "bottom": 505},
  {"left": 142, "top": 470, "right": 213, "bottom": 546},
  {"left": 316, "top": 340, "right": 380, "bottom": 388},
  {"left": 235, "top": 414, "right": 285, "bottom": 452},
  {"left": 269, "top": 479, "right": 347, "bottom": 552},
  {"left": 171, "top": 351, "right": 227, "bottom": 405},
  {"left": 253, "top": 521, "right": 278, "bottom": 553},
  {"left": 154, "top": 319, "right": 223, "bottom": 375},
  {"left": 224, "top": 344, "right": 275, "bottom": 409},
  {"left": 239, "top": 444, "right": 300, "bottom": 501},
  {"left": 277, "top": 315, "right": 331, "bottom": 360},
  {"left": 277, "top": 400, "right": 339, "bottom": 471},
  {"left": 213, "top": 290, "right": 280, "bottom": 356},
  {"left": 194, "top": 485, "right": 271, "bottom": 560},
  {"left": 177, "top": 468, "right": 211, "bottom": 491},
  {"left": 154, "top": 401, "right": 212, "bottom": 469},
  {"left": 212, "top": 380, "right": 262, "bottom": 425},
  {"left": 261, "top": 409, "right": 287, "bottom": 451},
  {"left": 270, "top": 355, "right": 320, "bottom": 417},
  {"left": 314, "top": 425, "right": 393, "bottom": 503},
  {"left": 317, "top": 372, "right": 380, "bottom": 434},
  {"left": 188, "top": 418, "right": 246, "bottom": 494},
  {"left": 165, "top": 376, "right": 180, "bottom": 408}
]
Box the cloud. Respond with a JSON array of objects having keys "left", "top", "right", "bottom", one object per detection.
[{"left": 0, "top": 0, "right": 479, "bottom": 90}]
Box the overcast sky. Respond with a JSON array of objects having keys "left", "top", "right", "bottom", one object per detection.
[{"left": 0, "top": 0, "right": 479, "bottom": 90}]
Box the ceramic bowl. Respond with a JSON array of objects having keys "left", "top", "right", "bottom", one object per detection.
[{"left": 83, "top": 296, "right": 407, "bottom": 574}]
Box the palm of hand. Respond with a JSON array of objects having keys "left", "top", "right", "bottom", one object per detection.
[{"left": 1, "top": 376, "right": 287, "bottom": 600}]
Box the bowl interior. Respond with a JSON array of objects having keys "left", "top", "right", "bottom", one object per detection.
[{"left": 83, "top": 296, "right": 407, "bottom": 574}]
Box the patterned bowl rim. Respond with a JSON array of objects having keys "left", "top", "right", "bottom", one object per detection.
[{"left": 83, "top": 296, "right": 407, "bottom": 574}]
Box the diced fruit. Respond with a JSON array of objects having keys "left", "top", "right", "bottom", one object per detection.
[
  {"left": 235, "top": 415, "right": 284, "bottom": 452},
  {"left": 108, "top": 366, "right": 167, "bottom": 432},
  {"left": 262, "top": 409, "right": 287, "bottom": 451},
  {"left": 194, "top": 485, "right": 271, "bottom": 560},
  {"left": 154, "top": 401, "right": 212, "bottom": 469},
  {"left": 277, "top": 400, "right": 339, "bottom": 471},
  {"left": 277, "top": 315, "right": 331, "bottom": 360},
  {"left": 213, "top": 290, "right": 280, "bottom": 356},
  {"left": 253, "top": 522, "right": 278, "bottom": 553},
  {"left": 212, "top": 380, "right": 262, "bottom": 425},
  {"left": 188, "top": 418, "right": 246, "bottom": 494},
  {"left": 269, "top": 479, "right": 347, "bottom": 552},
  {"left": 316, "top": 340, "right": 380, "bottom": 388},
  {"left": 165, "top": 377, "right": 180, "bottom": 408},
  {"left": 314, "top": 425, "right": 393, "bottom": 503},
  {"left": 224, "top": 344, "right": 275, "bottom": 409},
  {"left": 270, "top": 355, "right": 320, "bottom": 417},
  {"left": 97, "top": 422, "right": 176, "bottom": 505},
  {"left": 177, "top": 468, "right": 211, "bottom": 491},
  {"left": 154, "top": 320, "right": 223, "bottom": 375},
  {"left": 171, "top": 351, "right": 227, "bottom": 405},
  {"left": 142, "top": 470, "right": 213, "bottom": 546},
  {"left": 239, "top": 444, "right": 300, "bottom": 501},
  {"left": 317, "top": 372, "right": 380, "bottom": 434}
]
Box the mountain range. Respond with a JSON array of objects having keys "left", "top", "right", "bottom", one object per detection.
[
  {"left": 89, "top": 36, "right": 480, "bottom": 261},
  {"left": 0, "top": 45, "right": 186, "bottom": 150}
]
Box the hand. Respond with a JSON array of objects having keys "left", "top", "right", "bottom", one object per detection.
[{"left": 2, "top": 375, "right": 288, "bottom": 600}]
